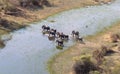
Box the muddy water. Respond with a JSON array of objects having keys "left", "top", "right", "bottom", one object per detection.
[{"left": 0, "top": 0, "right": 120, "bottom": 74}]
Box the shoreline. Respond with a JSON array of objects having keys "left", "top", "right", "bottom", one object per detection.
[
  {"left": 0, "top": 0, "right": 113, "bottom": 45},
  {"left": 48, "top": 20, "right": 120, "bottom": 74},
  {"left": 0, "top": 0, "right": 114, "bottom": 73},
  {"left": 0, "top": 0, "right": 100, "bottom": 47},
  {"left": 1, "top": 0, "right": 99, "bottom": 24}
]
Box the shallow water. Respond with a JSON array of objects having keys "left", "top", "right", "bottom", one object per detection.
[{"left": 0, "top": 0, "right": 120, "bottom": 74}]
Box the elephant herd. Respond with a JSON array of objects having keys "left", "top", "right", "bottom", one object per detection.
[{"left": 41, "top": 25, "right": 84, "bottom": 49}]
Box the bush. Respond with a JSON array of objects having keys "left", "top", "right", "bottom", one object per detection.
[
  {"left": 73, "top": 55, "right": 99, "bottom": 74},
  {"left": 92, "top": 49, "right": 104, "bottom": 65},
  {"left": 92, "top": 45, "right": 114, "bottom": 65},
  {"left": 19, "top": 0, "right": 51, "bottom": 8},
  {"left": 4, "top": 7, "right": 24, "bottom": 16},
  {"left": 0, "top": 18, "right": 26, "bottom": 31},
  {"left": 110, "top": 33, "right": 120, "bottom": 43}
]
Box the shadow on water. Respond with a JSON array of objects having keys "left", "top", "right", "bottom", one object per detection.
[{"left": 0, "top": 0, "right": 120, "bottom": 74}]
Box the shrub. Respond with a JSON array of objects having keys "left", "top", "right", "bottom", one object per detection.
[
  {"left": 19, "top": 0, "right": 51, "bottom": 8},
  {"left": 73, "top": 55, "right": 99, "bottom": 74},
  {"left": 4, "top": 7, "right": 24, "bottom": 17},
  {"left": 0, "top": 18, "right": 26, "bottom": 31},
  {"left": 110, "top": 33, "right": 120, "bottom": 43},
  {"left": 92, "top": 45, "right": 114, "bottom": 65},
  {"left": 92, "top": 49, "right": 104, "bottom": 65}
]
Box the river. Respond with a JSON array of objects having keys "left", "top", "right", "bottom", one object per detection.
[{"left": 0, "top": 0, "right": 120, "bottom": 74}]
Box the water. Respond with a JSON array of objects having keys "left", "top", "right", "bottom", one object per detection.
[{"left": 0, "top": 0, "right": 120, "bottom": 74}]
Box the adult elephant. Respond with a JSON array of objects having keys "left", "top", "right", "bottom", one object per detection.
[
  {"left": 42, "top": 25, "right": 50, "bottom": 31},
  {"left": 72, "top": 30, "right": 79, "bottom": 38},
  {"left": 49, "top": 29, "right": 57, "bottom": 37},
  {"left": 56, "top": 39, "right": 64, "bottom": 47}
]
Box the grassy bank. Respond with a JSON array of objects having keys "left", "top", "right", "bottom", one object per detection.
[{"left": 48, "top": 21, "right": 120, "bottom": 74}]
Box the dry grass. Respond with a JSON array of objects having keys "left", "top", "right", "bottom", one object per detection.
[
  {"left": 48, "top": 22, "right": 120, "bottom": 74},
  {"left": 0, "top": 0, "right": 13, "bottom": 10}
]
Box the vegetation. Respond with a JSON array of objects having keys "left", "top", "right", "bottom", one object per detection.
[
  {"left": 1, "top": 0, "right": 120, "bottom": 74},
  {"left": 19, "top": 0, "right": 51, "bottom": 9},
  {"left": 110, "top": 33, "right": 120, "bottom": 43},
  {"left": 0, "top": 0, "right": 51, "bottom": 34},
  {"left": 48, "top": 25, "right": 120, "bottom": 74},
  {"left": 73, "top": 55, "right": 100, "bottom": 74},
  {"left": 0, "top": 17, "right": 26, "bottom": 31},
  {"left": 0, "top": 0, "right": 13, "bottom": 11},
  {"left": 0, "top": 0, "right": 100, "bottom": 48}
]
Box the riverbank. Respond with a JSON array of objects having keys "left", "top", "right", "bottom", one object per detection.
[
  {"left": 0, "top": 0, "right": 116, "bottom": 74},
  {"left": 0, "top": 0, "right": 113, "bottom": 34},
  {"left": 0, "top": 0, "right": 104, "bottom": 47},
  {"left": 48, "top": 21, "right": 120, "bottom": 74},
  {"left": 0, "top": 0, "right": 112, "bottom": 47}
]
